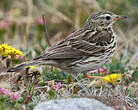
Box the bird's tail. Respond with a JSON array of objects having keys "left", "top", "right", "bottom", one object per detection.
[{"left": 7, "top": 60, "right": 43, "bottom": 72}]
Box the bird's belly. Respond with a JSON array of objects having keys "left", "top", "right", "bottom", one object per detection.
[
  {"left": 63, "top": 41, "right": 117, "bottom": 74},
  {"left": 68, "top": 56, "right": 106, "bottom": 73},
  {"left": 70, "top": 48, "right": 116, "bottom": 73}
]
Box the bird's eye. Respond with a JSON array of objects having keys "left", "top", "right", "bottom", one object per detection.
[{"left": 106, "top": 16, "right": 111, "bottom": 20}]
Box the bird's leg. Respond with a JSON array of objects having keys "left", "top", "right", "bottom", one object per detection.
[
  {"left": 84, "top": 75, "right": 103, "bottom": 79},
  {"left": 83, "top": 72, "right": 103, "bottom": 79},
  {"left": 83, "top": 72, "right": 88, "bottom": 78}
]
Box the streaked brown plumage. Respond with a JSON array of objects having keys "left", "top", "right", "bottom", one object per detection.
[{"left": 7, "top": 10, "right": 127, "bottom": 74}]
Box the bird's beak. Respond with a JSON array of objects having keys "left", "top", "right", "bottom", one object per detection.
[{"left": 113, "top": 15, "right": 127, "bottom": 21}]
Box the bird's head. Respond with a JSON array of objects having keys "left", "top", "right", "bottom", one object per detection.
[{"left": 85, "top": 10, "right": 127, "bottom": 30}]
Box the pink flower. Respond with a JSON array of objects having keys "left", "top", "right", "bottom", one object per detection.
[
  {"left": 11, "top": 93, "right": 19, "bottom": 100},
  {"left": 53, "top": 82, "right": 62, "bottom": 90},
  {"left": 0, "top": 20, "right": 11, "bottom": 29},
  {"left": 16, "top": 55, "right": 25, "bottom": 61},
  {"left": 11, "top": 81, "right": 17, "bottom": 84},
  {"left": 36, "top": 17, "right": 43, "bottom": 25},
  {"left": 0, "top": 88, "right": 10, "bottom": 95},
  {"left": 89, "top": 69, "right": 98, "bottom": 73},
  {"left": 98, "top": 67, "right": 107, "bottom": 73},
  {"left": 57, "top": 82, "right": 62, "bottom": 90},
  {"left": 0, "top": 88, "right": 5, "bottom": 94},
  {"left": 4, "top": 90, "right": 10, "bottom": 95}
]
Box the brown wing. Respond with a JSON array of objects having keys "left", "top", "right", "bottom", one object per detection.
[
  {"left": 34, "top": 28, "right": 112, "bottom": 60},
  {"left": 33, "top": 41, "right": 86, "bottom": 60}
]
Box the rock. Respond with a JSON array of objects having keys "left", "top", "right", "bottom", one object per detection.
[{"left": 34, "top": 98, "right": 114, "bottom": 110}]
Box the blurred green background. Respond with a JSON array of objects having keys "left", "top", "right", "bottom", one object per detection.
[{"left": 0, "top": 0, "right": 137, "bottom": 66}]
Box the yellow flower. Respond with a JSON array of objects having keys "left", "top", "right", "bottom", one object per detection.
[
  {"left": 0, "top": 44, "right": 24, "bottom": 58},
  {"left": 103, "top": 74, "right": 122, "bottom": 85},
  {"left": 25, "top": 66, "right": 36, "bottom": 69},
  {"left": 86, "top": 73, "right": 123, "bottom": 86}
]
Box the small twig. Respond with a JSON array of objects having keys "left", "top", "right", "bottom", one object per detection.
[
  {"left": 42, "top": 14, "right": 54, "bottom": 72},
  {"left": 42, "top": 14, "right": 51, "bottom": 47}
]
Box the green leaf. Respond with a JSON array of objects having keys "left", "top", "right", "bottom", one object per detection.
[{"left": 48, "top": 90, "right": 56, "bottom": 99}]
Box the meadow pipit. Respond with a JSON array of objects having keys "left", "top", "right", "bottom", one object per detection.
[{"left": 7, "top": 10, "right": 127, "bottom": 75}]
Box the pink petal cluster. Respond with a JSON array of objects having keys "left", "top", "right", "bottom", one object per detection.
[
  {"left": 0, "top": 88, "right": 5, "bottom": 94},
  {"left": 89, "top": 67, "right": 108, "bottom": 74},
  {"left": 11, "top": 93, "right": 19, "bottom": 100},
  {"left": 0, "top": 20, "right": 11, "bottom": 29},
  {"left": 98, "top": 67, "right": 108, "bottom": 73},
  {"left": 16, "top": 55, "right": 25, "bottom": 61},
  {"left": 36, "top": 17, "right": 43, "bottom": 25},
  {"left": 0, "top": 88, "right": 19, "bottom": 100},
  {"left": 0, "top": 88, "right": 10, "bottom": 95},
  {"left": 53, "top": 82, "right": 62, "bottom": 90}
]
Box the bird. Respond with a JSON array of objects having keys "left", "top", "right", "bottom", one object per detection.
[{"left": 7, "top": 10, "right": 127, "bottom": 75}]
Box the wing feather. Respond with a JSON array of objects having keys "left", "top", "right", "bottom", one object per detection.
[{"left": 34, "top": 29, "right": 112, "bottom": 60}]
